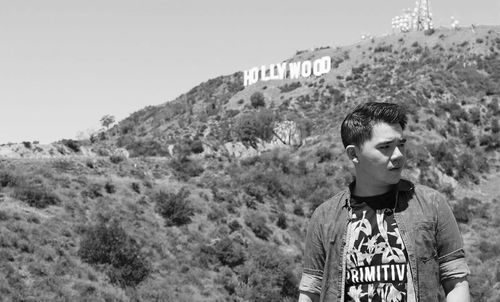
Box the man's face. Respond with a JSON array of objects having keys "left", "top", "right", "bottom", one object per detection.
[{"left": 354, "top": 122, "right": 406, "bottom": 186}]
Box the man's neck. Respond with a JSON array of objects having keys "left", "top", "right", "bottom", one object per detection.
[{"left": 352, "top": 177, "right": 396, "bottom": 197}]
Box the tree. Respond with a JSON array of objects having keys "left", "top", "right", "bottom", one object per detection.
[
  {"left": 250, "top": 92, "right": 266, "bottom": 108},
  {"left": 100, "top": 114, "right": 115, "bottom": 129}
]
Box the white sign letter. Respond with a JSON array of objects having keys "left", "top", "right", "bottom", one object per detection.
[
  {"left": 276, "top": 63, "right": 287, "bottom": 79},
  {"left": 301, "top": 60, "right": 312, "bottom": 77},
  {"left": 289, "top": 61, "right": 301, "bottom": 79}
]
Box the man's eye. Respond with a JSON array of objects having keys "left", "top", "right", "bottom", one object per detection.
[{"left": 379, "top": 145, "right": 390, "bottom": 149}]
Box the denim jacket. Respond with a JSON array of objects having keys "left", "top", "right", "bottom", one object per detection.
[{"left": 299, "top": 179, "right": 469, "bottom": 302}]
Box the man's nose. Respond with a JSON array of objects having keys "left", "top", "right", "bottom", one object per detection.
[{"left": 391, "top": 146, "right": 404, "bottom": 160}]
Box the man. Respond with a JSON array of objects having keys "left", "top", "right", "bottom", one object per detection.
[{"left": 298, "top": 102, "right": 470, "bottom": 302}]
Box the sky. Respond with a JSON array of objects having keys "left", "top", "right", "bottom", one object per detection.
[{"left": 1, "top": 0, "right": 499, "bottom": 144}]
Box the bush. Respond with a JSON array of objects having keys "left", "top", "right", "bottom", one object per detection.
[
  {"left": 479, "top": 133, "right": 500, "bottom": 151},
  {"left": 453, "top": 199, "right": 470, "bottom": 223},
  {"left": 250, "top": 92, "right": 266, "bottom": 108},
  {"left": 0, "top": 171, "right": 20, "bottom": 187},
  {"left": 13, "top": 185, "right": 61, "bottom": 208},
  {"left": 229, "top": 220, "right": 242, "bottom": 233},
  {"left": 276, "top": 213, "right": 287, "bottom": 229},
  {"left": 169, "top": 157, "right": 204, "bottom": 180},
  {"left": 458, "top": 122, "right": 475, "bottom": 148},
  {"left": 189, "top": 139, "right": 204, "bottom": 154},
  {"left": 207, "top": 205, "right": 226, "bottom": 222},
  {"left": 245, "top": 212, "right": 272, "bottom": 240},
  {"left": 78, "top": 220, "right": 150, "bottom": 287},
  {"left": 279, "top": 82, "right": 301, "bottom": 93},
  {"left": 315, "top": 146, "right": 333, "bottom": 163},
  {"left": 427, "top": 141, "right": 456, "bottom": 176},
  {"left": 201, "top": 236, "right": 246, "bottom": 268},
  {"left": 456, "top": 152, "right": 478, "bottom": 182},
  {"left": 235, "top": 109, "right": 275, "bottom": 148},
  {"left": 61, "top": 139, "right": 81, "bottom": 152},
  {"left": 478, "top": 240, "right": 500, "bottom": 261},
  {"left": 235, "top": 245, "right": 299, "bottom": 302},
  {"left": 424, "top": 28, "right": 435, "bottom": 36},
  {"left": 122, "top": 139, "right": 170, "bottom": 157},
  {"left": 154, "top": 187, "right": 194, "bottom": 226},
  {"left": 492, "top": 118, "right": 500, "bottom": 134},
  {"left": 131, "top": 182, "right": 141, "bottom": 194},
  {"left": 104, "top": 182, "right": 116, "bottom": 194},
  {"left": 81, "top": 183, "right": 103, "bottom": 199},
  {"left": 293, "top": 204, "right": 304, "bottom": 216},
  {"left": 109, "top": 155, "right": 125, "bottom": 164}
]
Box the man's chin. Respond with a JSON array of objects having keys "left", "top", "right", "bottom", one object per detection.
[{"left": 386, "top": 172, "right": 402, "bottom": 184}]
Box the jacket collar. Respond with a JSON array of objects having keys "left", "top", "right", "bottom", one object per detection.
[{"left": 344, "top": 179, "right": 415, "bottom": 208}]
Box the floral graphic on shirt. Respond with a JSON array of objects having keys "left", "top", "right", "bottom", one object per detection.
[{"left": 345, "top": 210, "right": 407, "bottom": 302}]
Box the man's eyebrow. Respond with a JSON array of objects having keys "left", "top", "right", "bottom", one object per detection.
[{"left": 376, "top": 138, "right": 407, "bottom": 145}]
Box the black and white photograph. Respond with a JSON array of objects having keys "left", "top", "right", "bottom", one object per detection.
[{"left": 1, "top": 1, "right": 499, "bottom": 301}]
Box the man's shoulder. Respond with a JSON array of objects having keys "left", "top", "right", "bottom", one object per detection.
[
  {"left": 311, "top": 188, "right": 349, "bottom": 218},
  {"left": 413, "top": 182, "right": 445, "bottom": 200}
]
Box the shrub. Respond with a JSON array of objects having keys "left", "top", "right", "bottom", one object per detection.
[
  {"left": 201, "top": 236, "right": 246, "bottom": 268},
  {"left": 427, "top": 141, "right": 456, "bottom": 176},
  {"left": 459, "top": 122, "right": 476, "bottom": 148},
  {"left": 235, "top": 245, "right": 299, "bottom": 302},
  {"left": 245, "top": 212, "right": 272, "bottom": 240},
  {"left": 479, "top": 133, "right": 500, "bottom": 151},
  {"left": 122, "top": 139, "right": 170, "bottom": 157},
  {"left": 169, "top": 157, "right": 204, "bottom": 180},
  {"left": 61, "top": 139, "right": 81, "bottom": 152},
  {"left": 13, "top": 185, "right": 61, "bottom": 208},
  {"left": 81, "top": 183, "right": 103, "bottom": 199},
  {"left": 109, "top": 154, "right": 125, "bottom": 164},
  {"left": 0, "top": 171, "right": 20, "bottom": 187},
  {"left": 315, "top": 146, "right": 333, "bottom": 163},
  {"left": 104, "top": 182, "right": 116, "bottom": 194},
  {"left": 467, "top": 107, "right": 481, "bottom": 125},
  {"left": 207, "top": 205, "right": 226, "bottom": 222},
  {"left": 78, "top": 220, "right": 150, "bottom": 287},
  {"left": 279, "top": 82, "right": 302, "bottom": 93},
  {"left": 478, "top": 240, "right": 500, "bottom": 261},
  {"left": 293, "top": 204, "right": 304, "bottom": 216},
  {"left": 228, "top": 220, "right": 242, "bottom": 233},
  {"left": 154, "top": 187, "right": 194, "bottom": 226},
  {"left": 424, "top": 28, "right": 435, "bottom": 36},
  {"left": 189, "top": 139, "right": 204, "bottom": 154},
  {"left": 250, "top": 92, "right": 266, "bottom": 108},
  {"left": 131, "top": 182, "right": 141, "bottom": 194},
  {"left": 492, "top": 118, "right": 500, "bottom": 133},
  {"left": 235, "top": 109, "right": 275, "bottom": 148},
  {"left": 22, "top": 141, "right": 32, "bottom": 149},
  {"left": 276, "top": 213, "right": 288, "bottom": 229},
  {"left": 453, "top": 199, "right": 470, "bottom": 223}
]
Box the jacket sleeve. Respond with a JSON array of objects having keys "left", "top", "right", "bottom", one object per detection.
[
  {"left": 299, "top": 208, "right": 326, "bottom": 294},
  {"left": 434, "top": 191, "right": 470, "bottom": 281}
]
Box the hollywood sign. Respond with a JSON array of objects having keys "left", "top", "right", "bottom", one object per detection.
[{"left": 243, "top": 56, "right": 332, "bottom": 86}]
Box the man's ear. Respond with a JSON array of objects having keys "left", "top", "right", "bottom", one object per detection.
[{"left": 346, "top": 145, "right": 358, "bottom": 164}]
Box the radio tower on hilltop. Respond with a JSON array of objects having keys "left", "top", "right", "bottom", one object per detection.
[
  {"left": 414, "top": 0, "right": 433, "bottom": 30},
  {"left": 392, "top": 0, "right": 433, "bottom": 33}
]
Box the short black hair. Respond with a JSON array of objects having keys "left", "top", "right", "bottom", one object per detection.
[{"left": 340, "top": 102, "right": 407, "bottom": 148}]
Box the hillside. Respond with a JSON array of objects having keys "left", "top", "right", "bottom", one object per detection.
[{"left": 1, "top": 26, "right": 500, "bottom": 302}]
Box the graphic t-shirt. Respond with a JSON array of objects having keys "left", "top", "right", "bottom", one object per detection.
[{"left": 345, "top": 189, "right": 408, "bottom": 302}]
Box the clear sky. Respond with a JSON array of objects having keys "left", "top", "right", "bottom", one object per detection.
[{"left": 1, "top": 0, "right": 498, "bottom": 144}]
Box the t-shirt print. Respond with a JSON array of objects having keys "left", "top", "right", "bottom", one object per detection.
[{"left": 345, "top": 192, "right": 408, "bottom": 302}]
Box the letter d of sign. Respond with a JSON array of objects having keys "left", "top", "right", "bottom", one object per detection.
[{"left": 313, "top": 56, "right": 331, "bottom": 76}]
